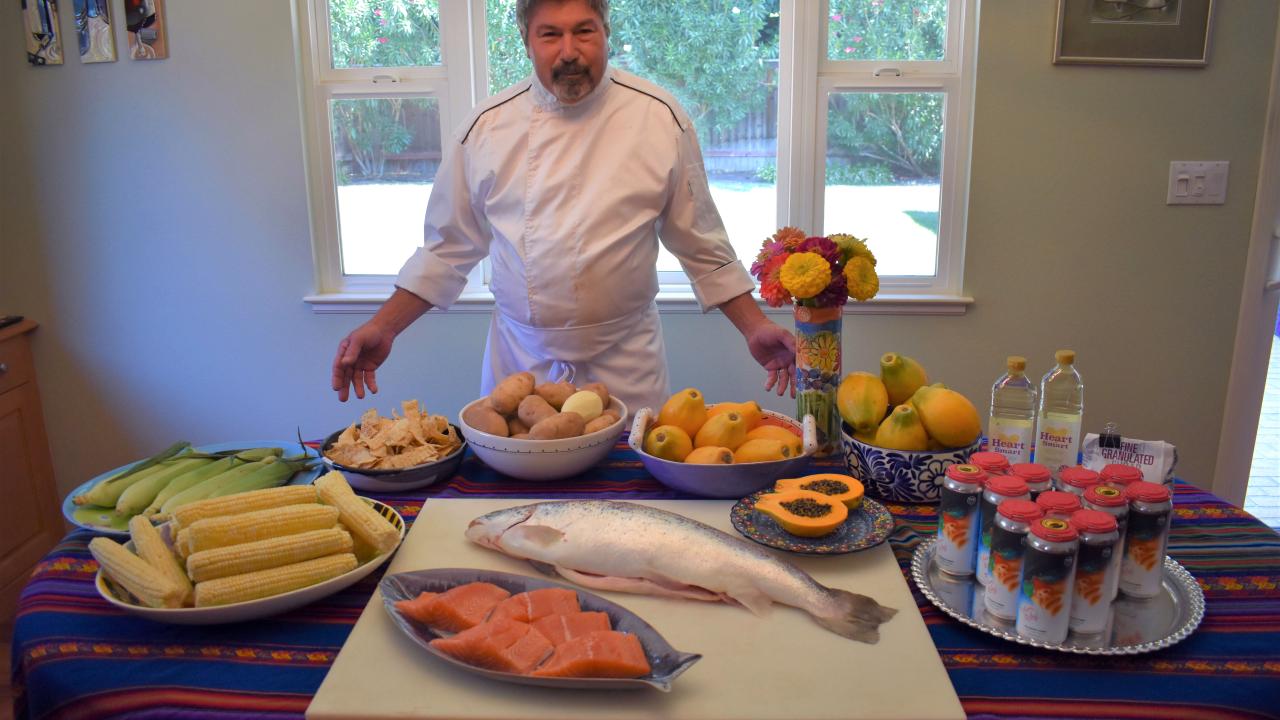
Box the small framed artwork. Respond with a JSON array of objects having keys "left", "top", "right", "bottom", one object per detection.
[
  {"left": 74, "top": 0, "right": 116, "bottom": 63},
  {"left": 22, "top": 0, "right": 64, "bottom": 66},
  {"left": 1053, "top": 0, "right": 1215, "bottom": 67},
  {"left": 124, "top": 0, "right": 168, "bottom": 60}
]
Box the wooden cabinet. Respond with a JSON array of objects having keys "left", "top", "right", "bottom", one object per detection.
[{"left": 0, "top": 320, "right": 62, "bottom": 625}]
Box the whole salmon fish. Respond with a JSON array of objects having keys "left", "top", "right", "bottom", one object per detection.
[{"left": 466, "top": 500, "right": 897, "bottom": 644}]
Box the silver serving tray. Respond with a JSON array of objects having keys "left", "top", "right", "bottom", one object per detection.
[{"left": 911, "top": 537, "right": 1205, "bottom": 655}]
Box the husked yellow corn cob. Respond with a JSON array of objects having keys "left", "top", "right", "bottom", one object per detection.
[
  {"left": 184, "top": 503, "right": 340, "bottom": 555},
  {"left": 186, "top": 527, "right": 354, "bottom": 583},
  {"left": 193, "top": 552, "right": 358, "bottom": 607},
  {"left": 170, "top": 484, "right": 318, "bottom": 530},
  {"left": 128, "top": 515, "right": 192, "bottom": 606},
  {"left": 314, "top": 472, "right": 400, "bottom": 556},
  {"left": 88, "top": 537, "right": 185, "bottom": 609}
]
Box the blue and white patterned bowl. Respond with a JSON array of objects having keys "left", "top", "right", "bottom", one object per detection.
[{"left": 841, "top": 425, "right": 981, "bottom": 504}]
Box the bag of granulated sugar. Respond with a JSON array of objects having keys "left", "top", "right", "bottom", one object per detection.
[{"left": 1080, "top": 431, "right": 1178, "bottom": 486}]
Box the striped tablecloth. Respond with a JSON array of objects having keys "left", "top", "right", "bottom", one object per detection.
[{"left": 12, "top": 442, "right": 1280, "bottom": 720}]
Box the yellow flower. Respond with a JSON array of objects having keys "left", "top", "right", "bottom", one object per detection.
[
  {"left": 780, "top": 252, "right": 832, "bottom": 299},
  {"left": 845, "top": 256, "right": 880, "bottom": 301},
  {"left": 828, "top": 233, "right": 877, "bottom": 266}
]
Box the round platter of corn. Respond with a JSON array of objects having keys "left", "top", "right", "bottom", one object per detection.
[{"left": 90, "top": 471, "right": 405, "bottom": 624}]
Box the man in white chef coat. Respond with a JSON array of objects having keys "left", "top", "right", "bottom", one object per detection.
[{"left": 331, "top": 0, "right": 797, "bottom": 414}]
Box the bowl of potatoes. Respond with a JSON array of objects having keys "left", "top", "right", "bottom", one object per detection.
[{"left": 457, "top": 372, "right": 628, "bottom": 482}]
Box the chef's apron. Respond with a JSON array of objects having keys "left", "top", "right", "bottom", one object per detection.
[{"left": 480, "top": 301, "right": 669, "bottom": 417}]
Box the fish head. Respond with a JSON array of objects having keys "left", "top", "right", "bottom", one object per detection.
[{"left": 465, "top": 504, "right": 538, "bottom": 550}]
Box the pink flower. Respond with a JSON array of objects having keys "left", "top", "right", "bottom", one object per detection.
[
  {"left": 373, "top": 8, "right": 383, "bottom": 16},
  {"left": 798, "top": 236, "right": 840, "bottom": 267},
  {"left": 751, "top": 238, "right": 785, "bottom": 278},
  {"left": 377, "top": 37, "right": 389, "bottom": 43},
  {"left": 830, "top": 13, "right": 842, "bottom": 22},
  {"left": 844, "top": 47, "right": 853, "bottom": 53},
  {"left": 853, "top": 35, "right": 863, "bottom": 43}
]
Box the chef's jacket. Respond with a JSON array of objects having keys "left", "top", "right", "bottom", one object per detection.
[{"left": 395, "top": 67, "right": 755, "bottom": 414}]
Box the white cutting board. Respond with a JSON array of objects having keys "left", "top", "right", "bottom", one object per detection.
[{"left": 307, "top": 499, "right": 963, "bottom": 720}]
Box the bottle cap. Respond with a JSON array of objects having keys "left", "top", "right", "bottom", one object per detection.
[
  {"left": 945, "top": 464, "right": 987, "bottom": 485},
  {"left": 1069, "top": 509, "right": 1118, "bottom": 535},
  {"left": 969, "top": 451, "right": 1009, "bottom": 474},
  {"left": 985, "top": 474, "right": 1029, "bottom": 498},
  {"left": 1123, "top": 481, "right": 1172, "bottom": 504},
  {"left": 1009, "top": 462, "right": 1052, "bottom": 484},
  {"left": 1006, "top": 356, "right": 1026, "bottom": 372},
  {"left": 1084, "top": 483, "right": 1127, "bottom": 508},
  {"left": 1036, "top": 490, "right": 1082, "bottom": 516},
  {"left": 1100, "top": 463, "right": 1143, "bottom": 486},
  {"left": 1059, "top": 465, "right": 1101, "bottom": 489},
  {"left": 1030, "top": 516, "right": 1078, "bottom": 543},
  {"left": 997, "top": 499, "right": 1043, "bottom": 523},
  {"left": 1055, "top": 349, "right": 1076, "bottom": 365}
]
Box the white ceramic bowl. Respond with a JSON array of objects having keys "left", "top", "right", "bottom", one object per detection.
[
  {"left": 95, "top": 499, "right": 404, "bottom": 624},
  {"left": 629, "top": 406, "right": 819, "bottom": 499},
  {"left": 456, "top": 397, "right": 629, "bottom": 481}
]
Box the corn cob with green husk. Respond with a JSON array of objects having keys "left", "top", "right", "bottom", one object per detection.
[
  {"left": 144, "top": 448, "right": 283, "bottom": 517},
  {"left": 158, "top": 458, "right": 279, "bottom": 516},
  {"left": 115, "top": 456, "right": 217, "bottom": 516},
  {"left": 193, "top": 553, "right": 357, "bottom": 607},
  {"left": 73, "top": 441, "right": 191, "bottom": 506},
  {"left": 201, "top": 455, "right": 313, "bottom": 502},
  {"left": 185, "top": 527, "right": 353, "bottom": 583},
  {"left": 128, "top": 515, "right": 193, "bottom": 606}
]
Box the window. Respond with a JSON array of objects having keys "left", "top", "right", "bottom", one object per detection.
[{"left": 300, "top": 0, "right": 975, "bottom": 311}]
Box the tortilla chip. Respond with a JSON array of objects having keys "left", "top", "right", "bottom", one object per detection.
[{"left": 327, "top": 401, "right": 461, "bottom": 470}]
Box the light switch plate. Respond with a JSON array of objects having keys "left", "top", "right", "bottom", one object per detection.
[{"left": 1168, "top": 161, "right": 1229, "bottom": 205}]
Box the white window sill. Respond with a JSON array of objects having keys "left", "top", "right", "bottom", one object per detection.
[{"left": 304, "top": 290, "right": 973, "bottom": 316}]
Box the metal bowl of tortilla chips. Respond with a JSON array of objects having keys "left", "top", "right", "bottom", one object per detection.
[{"left": 321, "top": 401, "right": 467, "bottom": 492}]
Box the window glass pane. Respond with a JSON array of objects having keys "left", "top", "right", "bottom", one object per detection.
[
  {"left": 826, "top": 0, "right": 946, "bottom": 62},
  {"left": 484, "top": 0, "right": 780, "bottom": 276},
  {"left": 824, "top": 91, "right": 942, "bottom": 277},
  {"left": 331, "top": 97, "right": 442, "bottom": 275},
  {"left": 329, "top": 0, "right": 441, "bottom": 69}
]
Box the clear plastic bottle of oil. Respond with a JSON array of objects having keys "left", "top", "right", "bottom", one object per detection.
[
  {"left": 1035, "top": 349, "right": 1084, "bottom": 478},
  {"left": 988, "top": 356, "right": 1037, "bottom": 464}
]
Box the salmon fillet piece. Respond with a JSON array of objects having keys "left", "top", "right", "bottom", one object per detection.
[
  {"left": 490, "top": 588, "right": 580, "bottom": 624},
  {"left": 429, "top": 617, "right": 553, "bottom": 674},
  {"left": 531, "top": 611, "right": 612, "bottom": 646},
  {"left": 531, "top": 630, "right": 651, "bottom": 678},
  {"left": 394, "top": 582, "right": 511, "bottom": 632}
]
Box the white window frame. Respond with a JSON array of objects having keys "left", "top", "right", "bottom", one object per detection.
[{"left": 302, "top": 0, "right": 975, "bottom": 315}]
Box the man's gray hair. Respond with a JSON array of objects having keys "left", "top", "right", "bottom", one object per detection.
[{"left": 516, "top": 0, "right": 610, "bottom": 43}]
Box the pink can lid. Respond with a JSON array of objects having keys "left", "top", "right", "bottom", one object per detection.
[
  {"left": 1009, "top": 462, "right": 1052, "bottom": 484},
  {"left": 997, "top": 499, "right": 1043, "bottom": 523},
  {"left": 1036, "top": 490, "right": 1082, "bottom": 515},
  {"left": 1101, "top": 463, "right": 1144, "bottom": 485},
  {"left": 1084, "top": 483, "right": 1127, "bottom": 507},
  {"left": 1124, "top": 481, "right": 1172, "bottom": 504},
  {"left": 985, "top": 474, "right": 1029, "bottom": 498},
  {"left": 945, "top": 464, "right": 987, "bottom": 485},
  {"left": 1030, "top": 517, "right": 1078, "bottom": 543},
  {"left": 1069, "top": 509, "right": 1118, "bottom": 534},
  {"left": 969, "top": 451, "right": 1010, "bottom": 474},
  {"left": 1059, "top": 466, "right": 1101, "bottom": 489}
]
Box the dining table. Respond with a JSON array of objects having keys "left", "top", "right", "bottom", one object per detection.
[{"left": 11, "top": 437, "right": 1280, "bottom": 720}]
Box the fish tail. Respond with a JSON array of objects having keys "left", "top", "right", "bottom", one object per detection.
[{"left": 813, "top": 589, "right": 898, "bottom": 644}]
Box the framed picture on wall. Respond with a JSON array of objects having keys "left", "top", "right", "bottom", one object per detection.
[
  {"left": 74, "top": 0, "right": 116, "bottom": 63},
  {"left": 1053, "top": 0, "right": 1215, "bottom": 67},
  {"left": 125, "top": 0, "right": 168, "bottom": 60},
  {"left": 22, "top": 0, "right": 64, "bottom": 65}
]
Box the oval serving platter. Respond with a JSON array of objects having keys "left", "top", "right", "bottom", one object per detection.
[
  {"left": 910, "top": 537, "right": 1205, "bottom": 655},
  {"left": 730, "top": 491, "right": 894, "bottom": 555},
  {"left": 380, "top": 568, "right": 702, "bottom": 692}
]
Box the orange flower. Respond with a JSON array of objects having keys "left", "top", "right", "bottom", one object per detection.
[{"left": 772, "top": 226, "right": 807, "bottom": 251}]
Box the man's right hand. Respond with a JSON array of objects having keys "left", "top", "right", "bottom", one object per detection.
[{"left": 331, "top": 321, "right": 396, "bottom": 402}]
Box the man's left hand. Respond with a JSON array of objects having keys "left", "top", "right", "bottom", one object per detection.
[{"left": 746, "top": 321, "right": 797, "bottom": 398}]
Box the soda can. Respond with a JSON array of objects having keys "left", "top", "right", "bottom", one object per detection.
[
  {"left": 1100, "top": 463, "right": 1143, "bottom": 489},
  {"left": 969, "top": 451, "right": 1010, "bottom": 478},
  {"left": 1119, "top": 481, "right": 1173, "bottom": 598},
  {"left": 935, "top": 464, "right": 987, "bottom": 576},
  {"left": 1036, "top": 490, "right": 1082, "bottom": 520},
  {"left": 1083, "top": 483, "right": 1129, "bottom": 600},
  {"left": 1015, "top": 517, "right": 1079, "bottom": 644},
  {"left": 1057, "top": 465, "right": 1100, "bottom": 497},
  {"left": 1009, "top": 462, "right": 1053, "bottom": 500},
  {"left": 976, "top": 474, "right": 1030, "bottom": 587},
  {"left": 983, "top": 499, "right": 1043, "bottom": 620},
  {"left": 1067, "top": 509, "right": 1120, "bottom": 635}
]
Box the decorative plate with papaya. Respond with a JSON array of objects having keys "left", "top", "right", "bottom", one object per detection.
[{"left": 730, "top": 473, "right": 895, "bottom": 555}]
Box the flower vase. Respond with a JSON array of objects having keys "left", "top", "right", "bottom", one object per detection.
[{"left": 793, "top": 305, "right": 842, "bottom": 456}]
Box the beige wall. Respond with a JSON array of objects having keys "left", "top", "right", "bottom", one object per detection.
[{"left": 0, "top": 1, "right": 1275, "bottom": 500}]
